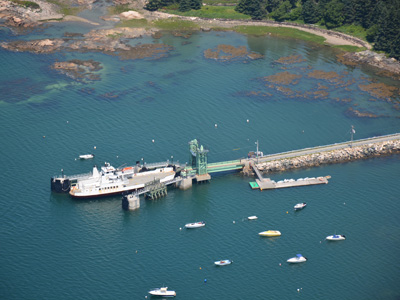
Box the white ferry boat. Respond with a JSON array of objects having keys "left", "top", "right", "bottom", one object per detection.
[{"left": 67, "top": 162, "right": 175, "bottom": 199}]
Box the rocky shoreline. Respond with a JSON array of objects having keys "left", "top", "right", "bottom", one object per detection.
[
  {"left": 256, "top": 140, "right": 400, "bottom": 174},
  {"left": 1, "top": 0, "right": 400, "bottom": 76}
]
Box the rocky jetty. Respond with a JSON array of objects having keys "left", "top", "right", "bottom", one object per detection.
[{"left": 256, "top": 140, "right": 400, "bottom": 174}]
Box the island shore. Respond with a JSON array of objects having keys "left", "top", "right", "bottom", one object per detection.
[{"left": 1, "top": 0, "right": 400, "bottom": 75}]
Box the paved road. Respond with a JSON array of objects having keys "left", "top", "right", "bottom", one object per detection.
[{"left": 254, "top": 133, "right": 400, "bottom": 164}]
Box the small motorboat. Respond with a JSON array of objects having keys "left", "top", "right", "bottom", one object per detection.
[
  {"left": 294, "top": 202, "right": 306, "bottom": 210},
  {"left": 326, "top": 234, "right": 346, "bottom": 241},
  {"left": 214, "top": 259, "right": 232, "bottom": 266},
  {"left": 258, "top": 230, "right": 281, "bottom": 237},
  {"left": 185, "top": 221, "right": 205, "bottom": 229},
  {"left": 248, "top": 216, "right": 258, "bottom": 220},
  {"left": 148, "top": 287, "right": 176, "bottom": 297},
  {"left": 79, "top": 154, "right": 94, "bottom": 160},
  {"left": 287, "top": 254, "right": 307, "bottom": 263}
]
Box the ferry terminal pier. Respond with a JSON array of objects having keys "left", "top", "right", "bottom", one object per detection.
[{"left": 51, "top": 133, "right": 400, "bottom": 209}]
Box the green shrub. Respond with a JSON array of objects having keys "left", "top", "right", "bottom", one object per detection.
[{"left": 11, "top": 0, "right": 40, "bottom": 9}]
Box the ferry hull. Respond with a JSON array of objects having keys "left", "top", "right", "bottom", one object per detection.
[{"left": 69, "top": 172, "right": 175, "bottom": 199}]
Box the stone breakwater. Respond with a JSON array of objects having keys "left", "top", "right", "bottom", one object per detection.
[{"left": 256, "top": 140, "right": 400, "bottom": 174}]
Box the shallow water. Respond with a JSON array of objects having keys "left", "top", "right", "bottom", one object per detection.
[{"left": 0, "top": 12, "right": 400, "bottom": 300}]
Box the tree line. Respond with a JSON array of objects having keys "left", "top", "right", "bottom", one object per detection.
[
  {"left": 144, "top": 0, "right": 400, "bottom": 60},
  {"left": 144, "top": 0, "right": 202, "bottom": 12},
  {"left": 235, "top": 0, "right": 400, "bottom": 59}
]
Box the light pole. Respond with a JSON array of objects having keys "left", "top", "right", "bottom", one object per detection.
[
  {"left": 255, "top": 140, "right": 259, "bottom": 164},
  {"left": 141, "top": 157, "right": 144, "bottom": 166},
  {"left": 350, "top": 125, "right": 355, "bottom": 148},
  {"left": 171, "top": 155, "right": 174, "bottom": 165}
]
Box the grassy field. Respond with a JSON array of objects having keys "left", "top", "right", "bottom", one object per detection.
[
  {"left": 164, "top": 5, "right": 250, "bottom": 20},
  {"left": 333, "top": 45, "right": 367, "bottom": 52},
  {"left": 334, "top": 24, "right": 367, "bottom": 41},
  {"left": 153, "top": 18, "right": 200, "bottom": 30},
  {"left": 203, "top": 0, "right": 238, "bottom": 4},
  {"left": 115, "top": 19, "right": 149, "bottom": 28},
  {"left": 233, "top": 26, "right": 326, "bottom": 44}
]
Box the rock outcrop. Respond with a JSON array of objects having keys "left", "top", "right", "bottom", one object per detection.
[
  {"left": 256, "top": 140, "right": 400, "bottom": 174},
  {"left": 339, "top": 50, "right": 400, "bottom": 76}
]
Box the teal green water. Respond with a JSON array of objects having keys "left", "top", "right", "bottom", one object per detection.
[{"left": 0, "top": 15, "right": 400, "bottom": 299}]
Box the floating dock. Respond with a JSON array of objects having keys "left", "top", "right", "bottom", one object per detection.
[
  {"left": 255, "top": 176, "right": 330, "bottom": 191},
  {"left": 251, "top": 164, "right": 330, "bottom": 190}
]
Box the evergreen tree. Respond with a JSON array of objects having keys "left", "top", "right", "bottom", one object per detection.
[
  {"left": 265, "top": 0, "right": 283, "bottom": 13},
  {"left": 322, "top": 0, "right": 345, "bottom": 28},
  {"left": 374, "top": 1, "right": 400, "bottom": 58},
  {"left": 269, "top": 0, "right": 292, "bottom": 21},
  {"left": 342, "top": 0, "right": 355, "bottom": 25},
  {"left": 301, "top": 0, "right": 320, "bottom": 24},
  {"left": 144, "top": 0, "right": 162, "bottom": 11},
  {"left": 235, "top": 0, "right": 267, "bottom": 20},
  {"left": 389, "top": 32, "right": 400, "bottom": 60},
  {"left": 190, "top": 0, "right": 202, "bottom": 10},
  {"left": 179, "top": 0, "right": 192, "bottom": 12},
  {"left": 366, "top": 24, "right": 379, "bottom": 43}
]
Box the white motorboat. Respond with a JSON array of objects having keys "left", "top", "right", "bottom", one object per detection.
[
  {"left": 287, "top": 254, "right": 307, "bottom": 263},
  {"left": 185, "top": 221, "right": 205, "bottom": 228},
  {"left": 294, "top": 202, "right": 306, "bottom": 210},
  {"left": 258, "top": 230, "right": 281, "bottom": 237},
  {"left": 79, "top": 154, "right": 94, "bottom": 159},
  {"left": 148, "top": 287, "right": 176, "bottom": 297},
  {"left": 248, "top": 216, "right": 258, "bottom": 220},
  {"left": 326, "top": 234, "right": 346, "bottom": 241},
  {"left": 214, "top": 259, "right": 232, "bottom": 266}
]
